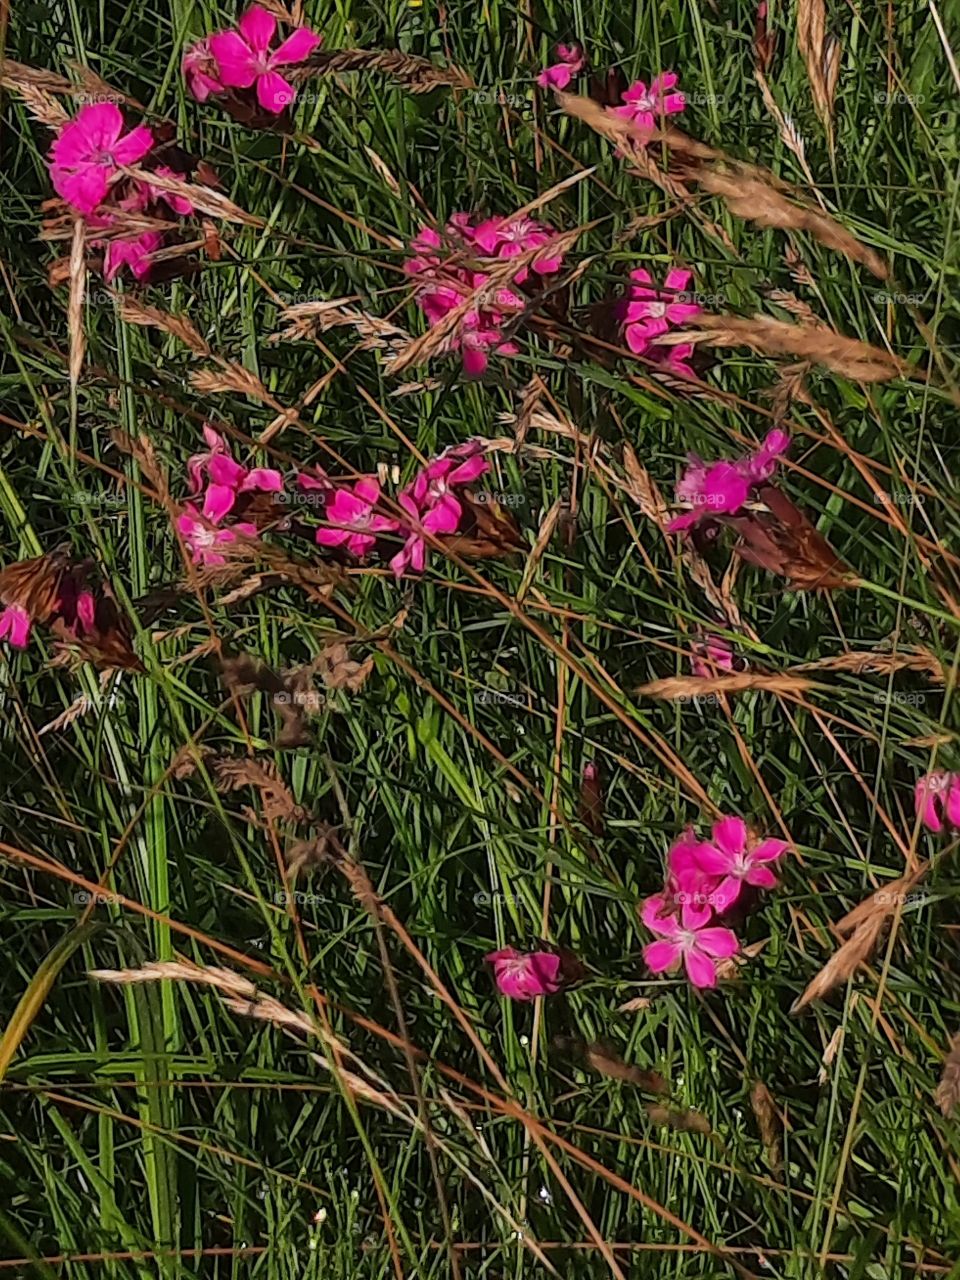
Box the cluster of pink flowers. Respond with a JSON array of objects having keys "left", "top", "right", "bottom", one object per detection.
[
  {"left": 667, "top": 430, "right": 790, "bottom": 533},
  {"left": 178, "top": 426, "right": 282, "bottom": 566},
  {"left": 183, "top": 6, "right": 321, "bottom": 115},
  {"left": 0, "top": 567, "right": 99, "bottom": 651},
  {"left": 642, "top": 817, "right": 789, "bottom": 988},
  {"left": 619, "top": 266, "right": 701, "bottom": 377},
  {"left": 915, "top": 771, "right": 960, "bottom": 834},
  {"left": 47, "top": 102, "right": 194, "bottom": 281},
  {"left": 405, "top": 212, "right": 565, "bottom": 377},
  {"left": 537, "top": 42, "right": 585, "bottom": 91}
]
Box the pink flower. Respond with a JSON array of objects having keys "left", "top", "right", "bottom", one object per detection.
[
  {"left": 915, "top": 770, "right": 960, "bottom": 833},
  {"left": 621, "top": 267, "right": 701, "bottom": 356},
  {"left": 177, "top": 507, "right": 259, "bottom": 567},
  {"left": 49, "top": 103, "right": 154, "bottom": 215},
  {"left": 667, "top": 430, "right": 790, "bottom": 533},
  {"left": 0, "top": 603, "right": 32, "bottom": 648},
  {"left": 136, "top": 166, "right": 195, "bottom": 217},
  {"left": 103, "top": 231, "right": 163, "bottom": 282},
  {"left": 187, "top": 425, "right": 283, "bottom": 523},
  {"left": 485, "top": 948, "right": 564, "bottom": 1000},
  {"left": 690, "top": 817, "right": 788, "bottom": 914},
  {"left": 473, "top": 215, "right": 564, "bottom": 283},
  {"left": 613, "top": 72, "right": 685, "bottom": 134},
  {"left": 641, "top": 896, "right": 738, "bottom": 989},
  {"left": 183, "top": 37, "right": 226, "bottom": 103},
  {"left": 209, "top": 6, "right": 321, "bottom": 114},
  {"left": 315, "top": 477, "right": 399, "bottom": 558},
  {"left": 389, "top": 442, "right": 489, "bottom": 576},
  {"left": 689, "top": 634, "right": 736, "bottom": 679},
  {"left": 537, "top": 41, "right": 585, "bottom": 91}
]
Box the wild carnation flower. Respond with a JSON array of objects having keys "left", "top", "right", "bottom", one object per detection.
[
  {"left": 389, "top": 442, "right": 489, "bottom": 578},
  {"left": 485, "top": 948, "right": 565, "bottom": 1000},
  {"left": 613, "top": 72, "right": 685, "bottom": 133},
  {"left": 177, "top": 507, "right": 259, "bottom": 567},
  {"left": 182, "top": 37, "right": 226, "bottom": 103},
  {"left": 641, "top": 897, "right": 738, "bottom": 989},
  {"left": 187, "top": 425, "right": 283, "bottom": 523},
  {"left": 689, "top": 634, "right": 736, "bottom": 678},
  {"left": 48, "top": 103, "right": 154, "bottom": 215},
  {"left": 667, "top": 429, "right": 790, "bottom": 532},
  {"left": 620, "top": 267, "right": 701, "bottom": 356},
  {"left": 315, "top": 477, "right": 399, "bottom": 559},
  {"left": 915, "top": 770, "right": 960, "bottom": 833},
  {"left": 537, "top": 42, "right": 585, "bottom": 91},
  {"left": 208, "top": 6, "right": 321, "bottom": 114},
  {"left": 0, "top": 603, "right": 32, "bottom": 649},
  {"left": 688, "top": 816, "right": 788, "bottom": 914}
]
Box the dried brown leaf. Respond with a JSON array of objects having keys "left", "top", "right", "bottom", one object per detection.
[
  {"left": 316, "top": 642, "right": 374, "bottom": 692},
  {"left": 636, "top": 673, "right": 813, "bottom": 699},
  {"left": 936, "top": 1034, "right": 960, "bottom": 1117},
  {"left": 645, "top": 1103, "right": 711, "bottom": 1135},
  {"left": 749, "top": 1081, "right": 782, "bottom": 1174},
  {"left": 296, "top": 48, "right": 473, "bottom": 93}
]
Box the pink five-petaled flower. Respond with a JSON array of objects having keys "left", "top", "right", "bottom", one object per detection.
[
  {"left": 177, "top": 507, "right": 259, "bottom": 567},
  {"left": 641, "top": 896, "right": 738, "bottom": 989},
  {"left": 103, "top": 231, "right": 163, "bottom": 282},
  {"left": 537, "top": 42, "right": 586, "bottom": 91},
  {"left": 389, "top": 442, "right": 489, "bottom": 577},
  {"left": 316, "top": 477, "right": 399, "bottom": 559},
  {"left": 613, "top": 72, "right": 685, "bottom": 134},
  {"left": 667, "top": 429, "right": 790, "bottom": 533},
  {"left": 209, "top": 6, "right": 321, "bottom": 114},
  {"left": 182, "top": 37, "right": 226, "bottom": 103},
  {"left": 485, "top": 948, "right": 564, "bottom": 1000},
  {"left": 187, "top": 425, "right": 283, "bottom": 523},
  {"left": 621, "top": 267, "right": 701, "bottom": 356},
  {"left": 690, "top": 816, "right": 788, "bottom": 914},
  {"left": 915, "top": 770, "right": 960, "bottom": 834},
  {"left": 0, "top": 603, "right": 32, "bottom": 649},
  {"left": 472, "top": 215, "right": 565, "bottom": 283},
  {"left": 49, "top": 103, "right": 154, "bottom": 215}
]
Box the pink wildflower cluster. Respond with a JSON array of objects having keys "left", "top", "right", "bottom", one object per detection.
[
  {"left": 667, "top": 430, "right": 790, "bottom": 533},
  {"left": 405, "top": 212, "right": 566, "bottom": 377},
  {"left": 47, "top": 102, "right": 194, "bottom": 281},
  {"left": 915, "top": 771, "right": 960, "bottom": 834},
  {"left": 183, "top": 6, "right": 321, "bottom": 115},
  {"left": 537, "top": 42, "right": 585, "bottom": 91},
  {"left": 1, "top": 565, "right": 99, "bottom": 652},
  {"left": 178, "top": 426, "right": 282, "bottom": 566},
  {"left": 619, "top": 266, "right": 701, "bottom": 378},
  {"left": 642, "top": 817, "right": 789, "bottom": 988}
]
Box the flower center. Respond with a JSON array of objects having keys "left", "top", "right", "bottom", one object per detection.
[
  {"left": 634, "top": 95, "right": 655, "bottom": 113},
  {"left": 646, "top": 300, "right": 667, "bottom": 318}
]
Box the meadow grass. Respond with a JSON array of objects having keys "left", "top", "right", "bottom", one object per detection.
[{"left": 1, "top": 0, "right": 960, "bottom": 1277}]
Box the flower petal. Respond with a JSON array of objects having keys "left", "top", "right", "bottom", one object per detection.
[
  {"left": 271, "top": 26, "right": 321, "bottom": 66},
  {"left": 712, "top": 815, "right": 748, "bottom": 858},
  {"left": 209, "top": 31, "right": 258, "bottom": 87},
  {"left": 644, "top": 940, "right": 681, "bottom": 974},
  {"left": 684, "top": 949, "right": 717, "bottom": 988},
  {"left": 237, "top": 5, "right": 277, "bottom": 52},
  {"left": 256, "top": 70, "right": 297, "bottom": 113}
]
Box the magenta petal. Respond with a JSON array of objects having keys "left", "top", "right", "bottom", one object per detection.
[
  {"left": 947, "top": 784, "right": 960, "bottom": 828},
  {"left": 684, "top": 949, "right": 717, "bottom": 989},
  {"left": 202, "top": 483, "right": 236, "bottom": 523},
  {"left": 680, "top": 900, "right": 713, "bottom": 930},
  {"left": 644, "top": 940, "right": 681, "bottom": 974},
  {"left": 271, "top": 26, "right": 321, "bottom": 65},
  {"left": 693, "top": 843, "right": 735, "bottom": 876},
  {"left": 696, "top": 927, "right": 739, "bottom": 959},
  {"left": 712, "top": 815, "right": 748, "bottom": 858},
  {"left": 424, "top": 493, "right": 461, "bottom": 535},
  {"left": 111, "top": 125, "right": 155, "bottom": 165},
  {"left": 353, "top": 477, "right": 381, "bottom": 505},
  {"left": 709, "top": 875, "right": 742, "bottom": 913},
  {"left": 237, "top": 5, "right": 276, "bottom": 52},
  {"left": 447, "top": 455, "right": 488, "bottom": 486},
  {"left": 243, "top": 467, "right": 284, "bottom": 493},
  {"left": 750, "top": 838, "right": 788, "bottom": 864},
  {"left": 55, "top": 166, "right": 109, "bottom": 215},
  {"left": 207, "top": 454, "right": 246, "bottom": 489},
  {"left": 316, "top": 526, "right": 350, "bottom": 547},
  {"left": 745, "top": 866, "right": 778, "bottom": 890},
  {"left": 209, "top": 31, "right": 258, "bottom": 87},
  {"left": 641, "top": 894, "right": 680, "bottom": 934},
  {"left": 257, "top": 70, "right": 296, "bottom": 113},
  {"left": 462, "top": 346, "right": 488, "bottom": 377}
]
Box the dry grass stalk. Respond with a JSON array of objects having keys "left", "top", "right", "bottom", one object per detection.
[
  {"left": 674, "top": 313, "right": 901, "bottom": 383},
  {"left": 636, "top": 673, "right": 813, "bottom": 699},
  {"left": 755, "top": 70, "right": 815, "bottom": 188},
  {"left": 936, "top": 1034, "right": 960, "bottom": 1117},
  {"left": 0, "top": 58, "right": 75, "bottom": 96},
  {"left": 513, "top": 375, "right": 546, "bottom": 448},
  {"left": 749, "top": 1081, "right": 782, "bottom": 1174},
  {"left": 645, "top": 1102, "right": 711, "bottom": 1135},
  {"left": 797, "top": 0, "right": 838, "bottom": 133},
  {"left": 791, "top": 648, "right": 945, "bottom": 682},
  {"left": 38, "top": 694, "right": 92, "bottom": 736},
  {"left": 621, "top": 444, "right": 670, "bottom": 531},
  {"left": 792, "top": 865, "right": 929, "bottom": 1013},
  {"left": 125, "top": 166, "right": 261, "bottom": 226},
  {"left": 582, "top": 1043, "right": 669, "bottom": 1095},
  {"left": 295, "top": 48, "right": 473, "bottom": 93},
  {"left": 116, "top": 297, "right": 212, "bottom": 355},
  {"left": 14, "top": 81, "right": 69, "bottom": 126},
  {"left": 682, "top": 547, "right": 738, "bottom": 626},
  {"left": 516, "top": 500, "right": 562, "bottom": 604},
  {"left": 191, "top": 364, "right": 276, "bottom": 402},
  {"left": 314, "top": 641, "right": 374, "bottom": 693},
  {"left": 274, "top": 298, "right": 410, "bottom": 352},
  {"left": 67, "top": 219, "right": 87, "bottom": 391},
  {"left": 764, "top": 288, "right": 825, "bottom": 327},
  {"left": 209, "top": 755, "right": 312, "bottom": 825},
  {"left": 818, "top": 1026, "right": 844, "bottom": 1084}
]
